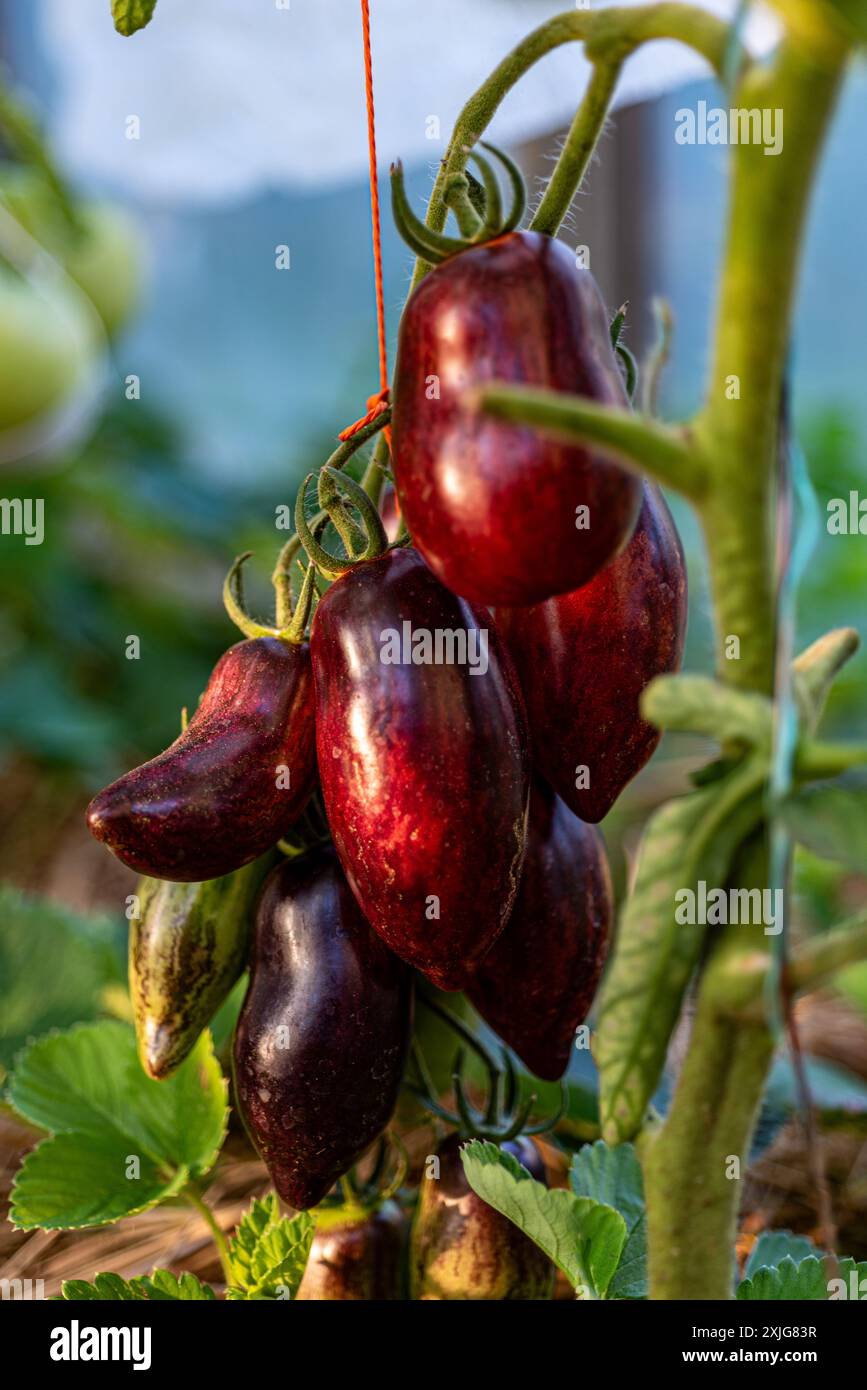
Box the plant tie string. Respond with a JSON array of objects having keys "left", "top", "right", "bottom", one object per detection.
[{"left": 339, "top": 0, "right": 391, "bottom": 445}]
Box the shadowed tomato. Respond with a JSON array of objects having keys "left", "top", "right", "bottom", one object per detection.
[
  {"left": 311, "top": 546, "right": 529, "bottom": 990},
  {"left": 233, "top": 849, "right": 412, "bottom": 1211},
  {"left": 497, "top": 482, "right": 687, "bottom": 822},
  {"left": 468, "top": 778, "right": 612, "bottom": 1081},
  {"left": 86, "top": 638, "right": 315, "bottom": 880},
  {"left": 410, "top": 1134, "right": 554, "bottom": 1300},
  {"left": 296, "top": 1200, "right": 406, "bottom": 1300},
  {"left": 391, "top": 230, "right": 641, "bottom": 606}
]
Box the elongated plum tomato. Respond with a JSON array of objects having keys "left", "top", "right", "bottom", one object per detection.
[
  {"left": 311, "top": 547, "right": 529, "bottom": 990},
  {"left": 411, "top": 1135, "right": 553, "bottom": 1300},
  {"left": 391, "top": 230, "right": 641, "bottom": 607},
  {"left": 497, "top": 482, "right": 687, "bottom": 822},
  {"left": 233, "top": 849, "right": 412, "bottom": 1211},
  {"left": 86, "top": 638, "right": 315, "bottom": 881},
  {"left": 130, "top": 852, "right": 276, "bottom": 1081},
  {"left": 468, "top": 778, "right": 612, "bottom": 1081},
  {"left": 296, "top": 1200, "right": 406, "bottom": 1300}
]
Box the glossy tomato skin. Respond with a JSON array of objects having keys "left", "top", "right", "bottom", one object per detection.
[
  {"left": 312, "top": 547, "right": 529, "bottom": 991},
  {"left": 468, "top": 778, "right": 612, "bottom": 1081},
  {"left": 86, "top": 638, "right": 316, "bottom": 881},
  {"left": 296, "top": 1200, "right": 407, "bottom": 1300},
  {"left": 497, "top": 482, "right": 687, "bottom": 823},
  {"left": 391, "top": 231, "right": 641, "bottom": 607},
  {"left": 233, "top": 850, "right": 412, "bottom": 1211},
  {"left": 410, "top": 1135, "right": 554, "bottom": 1300}
]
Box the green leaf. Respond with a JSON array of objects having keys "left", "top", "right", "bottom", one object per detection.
[
  {"left": 745, "top": 1230, "right": 818, "bottom": 1279},
  {"left": 780, "top": 784, "right": 867, "bottom": 871},
  {"left": 642, "top": 675, "right": 772, "bottom": 749},
  {"left": 596, "top": 755, "right": 767, "bottom": 1144},
  {"left": 460, "top": 1140, "right": 626, "bottom": 1297},
  {"left": 793, "top": 628, "right": 860, "bottom": 733},
  {"left": 226, "top": 1195, "right": 315, "bottom": 1301},
  {"left": 737, "top": 1254, "right": 867, "bottom": 1301},
  {"left": 570, "top": 1141, "right": 647, "bottom": 1299},
  {"left": 60, "top": 1269, "right": 215, "bottom": 1301},
  {"left": 0, "top": 885, "right": 125, "bottom": 1076},
  {"left": 8, "top": 1022, "right": 227, "bottom": 1230},
  {"left": 111, "top": 0, "right": 158, "bottom": 36}
]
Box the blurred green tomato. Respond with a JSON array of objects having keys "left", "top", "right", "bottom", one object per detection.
[
  {"left": 0, "top": 164, "right": 142, "bottom": 336},
  {"left": 0, "top": 260, "right": 101, "bottom": 433}
]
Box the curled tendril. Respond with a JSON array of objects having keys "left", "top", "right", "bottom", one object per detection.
[
  {"left": 295, "top": 467, "right": 389, "bottom": 581},
  {"left": 223, "top": 546, "right": 319, "bottom": 645},
  {"left": 391, "top": 139, "right": 527, "bottom": 266}
]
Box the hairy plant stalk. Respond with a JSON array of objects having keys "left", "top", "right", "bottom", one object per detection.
[{"left": 644, "top": 18, "right": 850, "bottom": 1300}]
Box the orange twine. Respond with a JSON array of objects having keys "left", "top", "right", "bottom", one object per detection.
[{"left": 338, "top": 0, "right": 391, "bottom": 446}]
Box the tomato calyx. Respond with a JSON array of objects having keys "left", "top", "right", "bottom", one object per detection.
[
  {"left": 410, "top": 993, "right": 566, "bottom": 1143},
  {"left": 390, "top": 140, "right": 527, "bottom": 266},
  {"left": 222, "top": 546, "right": 318, "bottom": 645}
]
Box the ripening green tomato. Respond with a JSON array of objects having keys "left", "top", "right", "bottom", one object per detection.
[
  {"left": 0, "top": 164, "right": 142, "bottom": 336},
  {"left": 0, "top": 262, "right": 101, "bottom": 433}
]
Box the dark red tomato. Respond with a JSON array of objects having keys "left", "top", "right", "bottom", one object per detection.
[
  {"left": 233, "top": 849, "right": 411, "bottom": 1211},
  {"left": 410, "top": 1134, "right": 553, "bottom": 1300},
  {"left": 311, "top": 546, "right": 529, "bottom": 991},
  {"left": 86, "top": 638, "right": 315, "bottom": 881},
  {"left": 497, "top": 482, "right": 687, "bottom": 822},
  {"left": 390, "top": 230, "right": 641, "bottom": 607},
  {"left": 296, "top": 1200, "right": 406, "bottom": 1300},
  {"left": 468, "top": 778, "right": 612, "bottom": 1081}
]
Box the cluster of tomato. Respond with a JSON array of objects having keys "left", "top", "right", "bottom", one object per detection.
[{"left": 86, "top": 149, "right": 687, "bottom": 1276}]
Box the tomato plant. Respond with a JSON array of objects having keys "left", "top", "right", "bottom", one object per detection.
[{"left": 5, "top": 0, "right": 867, "bottom": 1312}]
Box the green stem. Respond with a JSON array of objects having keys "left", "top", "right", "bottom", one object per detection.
[
  {"left": 694, "top": 36, "right": 848, "bottom": 693},
  {"left": 530, "top": 59, "right": 622, "bottom": 236},
  {"left": 475, "top": 384, "right": 706, "bottom": 498},
  {"left": 712, "top": 911, "right": 867, "bottom": 1019},
  {"left": 185, "top": 1186, "right": 234, "bottom": 1287},
  {"left": 409, "top": 4, "right": 731, "bottom": 293},
  {"left": 645, "top": 837, "right": 774, "bottom": 1300},
  {"left": 643, "top": 18, "right": 850, "bottom": 1300}
]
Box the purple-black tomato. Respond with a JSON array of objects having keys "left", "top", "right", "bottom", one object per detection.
[
  {"left": 233, "top": 849, "right": 412, "bottom": 1211},
  {"left": 86, "top": 638, "right": 316, "bottom": 881},
  {"left": 311, "top": 546, "right": 529, "bottom": 991},
  {"left": 391, "top": 230, "right": 641, "bottom": 607},
  {"left": 468, "top": 777, "right": 612, "bottom": 1081},
  {"left": 497, "top": 482, "right": 687, "bottom": 822}
]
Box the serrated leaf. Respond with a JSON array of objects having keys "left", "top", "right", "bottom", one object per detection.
[
  {"left": 793, "top": 628, "right": 860, "bottom": 733},
  {"left": 0, "top": 885, "right": 125, "bottom": 1075},
  {"left": 8, "top": 1022, "right": 227, "bottom": 1230},
  {"left": 642, "top": 675, "right": 772, "bottom": 748},
  {"left": 780, "top": 784, "right": 867, "bottom": 871},
  {"left": 596, "top": 756, "right": 767, "bottom": 1143},
  {"left": 570, "top": 1141, "right": 647, "bottom": 1299},
  {"left": 111, "top": 0, "right": 158, "bottom": 36},
  {"left": 745, "top": 1230, "right": 818, "bottom": 1279},
  {"left": 460, "top": 1140, "right": 626, "bottom": 1297},
  {"left": 60, "top": 1269, "right": 215, "bottom": 1300},
  {"left": 737, "top": 1254, "right": 867, "bottom": 1301},
  {"left": 226, "top": 1195, "right": 315, "bottom": 1301},
  {"left": 10, "top": 1129, "right": 189, "bottom": 1230}
]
